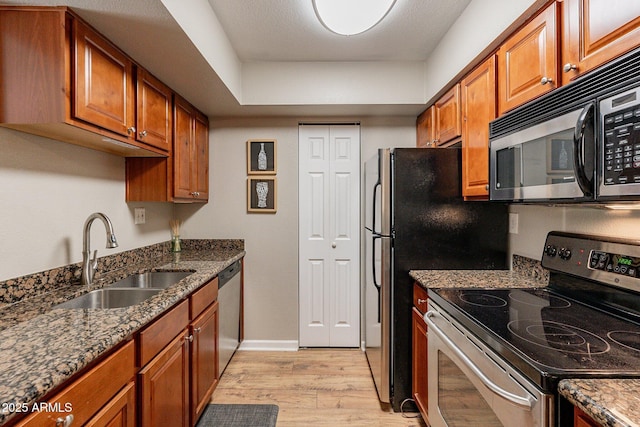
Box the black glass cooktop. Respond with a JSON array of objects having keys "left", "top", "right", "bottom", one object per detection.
[{"left": 429, "top": 287, "right": 640, "bottom": 390}]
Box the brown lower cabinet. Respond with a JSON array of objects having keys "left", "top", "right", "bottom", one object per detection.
[
  {"left": 13, "top": 276, "right": 221, "bottom": 427},
  {"left": 574, "top": 406, "right": 599, "bottom": 427},
  {"left": 412, "top": 283, "right": 429, "bottom": 423}
]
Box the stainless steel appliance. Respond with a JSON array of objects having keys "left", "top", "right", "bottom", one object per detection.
[
  {"left": 218, "top": 260, "right": 242, "bottom": 375},
  {"left": 363, "top": 148, "right": 508, "bottom": 411},
  {"left": 489, "top": 46, "right": 640, "bottom": 203},
  {"left": 426, "top": 231, "right": 640, "bottom": 426}
]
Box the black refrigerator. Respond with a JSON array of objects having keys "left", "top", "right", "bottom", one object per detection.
[{"left": 363, "top": 148, "right": 508, "bottom": 411}]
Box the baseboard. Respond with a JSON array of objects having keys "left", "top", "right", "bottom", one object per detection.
[{"left": 238, "top": 340, "right": 299, "bottom": 351}]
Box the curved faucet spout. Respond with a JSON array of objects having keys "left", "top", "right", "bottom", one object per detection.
[{"left": 81, "top": 213, "right": 119, "bottom": 287}]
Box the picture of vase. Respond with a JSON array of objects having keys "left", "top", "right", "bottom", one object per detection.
[
  {"left": 256, "top": 181, "right": 269, "bottom": 208},
  {"left": 258, "top": 142, "right": 267, "bottom": 170}
]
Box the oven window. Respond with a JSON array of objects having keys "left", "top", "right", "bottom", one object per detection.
[{"left": 438, "top": 352, "right": 504, "bottom": 426}]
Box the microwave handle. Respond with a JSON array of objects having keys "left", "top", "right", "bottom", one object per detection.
[{"left": 573, "top": 103, "right": 594, "bottom": 196}]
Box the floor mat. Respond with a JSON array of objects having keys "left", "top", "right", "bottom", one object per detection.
[{"left": 196, "top": 404, "right": 279, "bottom": 427}]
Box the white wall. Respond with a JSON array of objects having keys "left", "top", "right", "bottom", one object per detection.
[
  {"left": 177, "top": 117, "right": 415, "bottom": 343},
  {"left": 510, "top": 204, "right": 640, "bottom": 260},
  {"left": 0, "top": 127, "right": 173, "bottom": 281}
]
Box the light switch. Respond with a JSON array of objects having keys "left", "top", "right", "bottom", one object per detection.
[{"left": 134, "top": 207, "right": 146, "bottom": 224}]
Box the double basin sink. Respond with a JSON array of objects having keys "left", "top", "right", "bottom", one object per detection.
[{"left": 54, "top": 271, "right": 193, "bottom": 310}]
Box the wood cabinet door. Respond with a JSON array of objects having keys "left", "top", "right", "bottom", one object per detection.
[
  {"left": 190, "top": 301, "right": 219, "bottom": 425},
  {"left": 574, "top": 406, "right": 599, "bottom": 427},
  {"left": 416, "top": 106, "right": 435, "bottom": 148},
  {"left": 192, "top": 111, "right": 209, "bottom": 201},
  {"left": 139, "top": 331, "right": 190, "bottom": 427},
  {"left": 173, "top": 96, "right": 195, "bottom": 200},
  {"left": 498, "top": 2, "right": 558, "bottom": 115},
  {"left": 461, "top": 55, "right": 496, "bottom": 199},
  {"left": 85, "top": 381, "right": 136, "bottom": 427},
  {"left": 74, "top": 20, "right": 134, "bottom": 137},
  {"left": 435, "top": 84, "right": 461, "bottom": 145},
  {"left": 136, "top": 68, "right": 173, "bottom": 152},
  {"left": 412, "top": 307, "right": 428, "bottom": 421},
  {"left": 562, "top": 0, "right": 640, "bottom": 84}
]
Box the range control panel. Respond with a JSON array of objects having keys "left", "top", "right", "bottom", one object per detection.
[{"left": 542, "top": 231, "right": 640, "bottom": 291}]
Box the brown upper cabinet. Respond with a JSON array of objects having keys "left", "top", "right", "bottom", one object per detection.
[
  {"left": 416, "top": 106, "right": 435, "bottom": 148},
  {"left": 461, "top": 56, "right": 497, "bottom": 199},
  {"left": 136, "top": 69, "right": 174, "bottom": 152},
  {"left": 126, "top": 95, "right": 209, "bottom": 203},
  {"left": 498, "top": 2, "right": 558, "bottom": 115},
  {"left": 561, "top": 0, "right": 640, "bottom": 85},
  {"left": 434, "top": 84, "right": 462, "bottom": 146},
  {"left": 0, "top": 7, "right": 167, "bottom": 157}
]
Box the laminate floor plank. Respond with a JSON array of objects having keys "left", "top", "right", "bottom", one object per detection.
[{"left": 211, "top": 349, "right": 427, "bottom": 426}]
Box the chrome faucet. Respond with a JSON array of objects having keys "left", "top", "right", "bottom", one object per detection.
[{"left": 81, "top": 212, "right": 118, "bottom": 287}]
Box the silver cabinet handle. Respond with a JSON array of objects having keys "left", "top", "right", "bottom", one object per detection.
[
  {"left": 187, "top": 334, "right": 194, "bottom": 343},
  {"left": 127, "top": 126, "right": 136, "bottom": 135},
  {"left": 563, "top": 63, "right": 577, "bottom": 73},
  {"left": 56, "top": 414, "right": 74, "bottom": 427},
  {"left": 331, "top": 242, "right": 337, "bottom": 248},
  {"left": 190, "top": 192, "right": 200, "bottom": 197},
  {"left": 139, "top": 130, "right": 148, "bottom": 138},
  {"left": 424, "top": 311, "right": 535, "bottom": 410},
  {"left": 417, "top": 298, "right": 427, "bottom": 304},
  {"left": 195, "top": 327, "right": 202, "bottom": 333},
  {"left": 540, "top": 77, "right": 553, "bottom": 85}
]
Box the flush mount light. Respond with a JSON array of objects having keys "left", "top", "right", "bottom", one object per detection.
[{"left": 312, "top": 0, "right": 397, "bottom": 36}]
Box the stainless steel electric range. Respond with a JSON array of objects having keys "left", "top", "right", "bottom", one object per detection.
[{"left": 425, "top": 231, "right": 640, "bottom": 427}]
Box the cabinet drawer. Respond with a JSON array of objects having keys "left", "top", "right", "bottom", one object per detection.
[
  {"left": 413, "top": 283, "right": 429, "bottom": 314},
  {"left": 190, "top": 277, "right": 218, "bottom": 320},
  {"left": 16, "top": 340, "right": 135, "bottom": 427},
  {"left": 138, "top": 299, "right": 189, "bottom": 367}
]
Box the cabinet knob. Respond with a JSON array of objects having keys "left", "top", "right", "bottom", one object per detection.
[
  {"left": 187, "top": 334, "right": 194, "bottom": 343},
  {"left": 190, "top": 192, "right": 200, "bottom": 197},
  {"left": 195, "top": 327, "right": 202, "bottom": 333},
  {"left": 139, "top": 130, "right": 148, "bottom": 138},
  {"left": 417, "top": 298, "right": 427, "bottom": 304},
  {"left": 485, "top": 184, "right": 489, "bottom": 191},
  {"left": 540, "top": 77, "right": 553, "bottom": 85},
  {"left": 127, "top": 126, "right": 136, "bottom": 135},
  {"left": 331, "top": 242, "right": 337, "bottom": 248},
  {"left": 563, "top": 63, "right": 577, "bottom": 73},
  {"left": 56, "top": 414, "right": 74, "bottom": 427}
]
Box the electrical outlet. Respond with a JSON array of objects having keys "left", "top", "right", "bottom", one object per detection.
[
  {"left": 134, "top": 207, "right": 146, "bottom": 225},
  {"left": 509, "top": 213, "right": 519, "bottom": 234}
]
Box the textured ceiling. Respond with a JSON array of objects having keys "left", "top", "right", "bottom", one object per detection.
[{"left": 207, "top": 0, "right": 472, "bottom": 62}]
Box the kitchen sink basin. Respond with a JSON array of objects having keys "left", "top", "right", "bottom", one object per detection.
[
  {"left": 53, "top": 288, "right": 161, "bottom": 310},
  {"left": 106, "top": 271, "right": 192, "bottom": 290}
]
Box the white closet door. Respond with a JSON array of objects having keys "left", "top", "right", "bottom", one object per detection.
[{"left": 298, "top": 124, "right": 360, "bottom": 347}]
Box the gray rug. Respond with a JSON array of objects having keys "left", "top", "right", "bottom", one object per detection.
[{"left": 196, "top": 404, "right": 279, "bottom": 427}]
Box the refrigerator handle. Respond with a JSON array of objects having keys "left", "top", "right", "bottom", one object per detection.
[
  {"left": 372, "top": 233, "right": 382, "bottom": 323},
  {"left": 372, "top": 181, "right": 381, "bottom": 234}
]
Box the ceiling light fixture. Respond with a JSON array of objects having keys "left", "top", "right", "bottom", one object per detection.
[{"left": 312, "top": 0, "right": 397, "bottom": 36}]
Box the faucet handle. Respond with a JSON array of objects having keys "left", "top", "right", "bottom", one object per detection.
[{"left": 91, "top": 250, "right": 98, "bottom": 270}]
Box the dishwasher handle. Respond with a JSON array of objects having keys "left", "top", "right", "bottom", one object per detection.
[{"left": 219, "top": 260, "right": 241, "bottom": 288}]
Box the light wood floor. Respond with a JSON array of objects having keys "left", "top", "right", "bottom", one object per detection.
[{"left": 210, "top": 349, "right": 427, "bottom": 426}]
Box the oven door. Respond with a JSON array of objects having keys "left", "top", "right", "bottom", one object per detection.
[
  {"left": 424, "top": 302, "right": 553, "bottom": 427},
  {"left": 489, "top": 106, "right": 595, "bottom": 202}
]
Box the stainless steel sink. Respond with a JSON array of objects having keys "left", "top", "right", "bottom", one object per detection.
[
  {"left": 106, "top": 271, "right": 192, "bottom": 289},
  {"left": 53, "top": 288, "right": 161, "bottom": 309}
]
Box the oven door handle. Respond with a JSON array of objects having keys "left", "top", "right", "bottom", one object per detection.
[{"left": 424, "top": 311, "right": 535, "bottom": 410}]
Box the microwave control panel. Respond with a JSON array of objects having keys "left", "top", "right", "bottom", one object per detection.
[{"left": 601, "top": 86, "right": 640, "bottom": 186}]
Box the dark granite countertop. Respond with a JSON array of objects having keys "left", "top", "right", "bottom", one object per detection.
[
  {"left": 0, "top": 240, "right": 244, "bottom": 426},
  {"left": 559, "top": 379, "right": 640, "bottom": 427}
]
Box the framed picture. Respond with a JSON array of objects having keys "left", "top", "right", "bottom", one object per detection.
[
  {"left": 247, "top": 139, "right": 277, "bottom": 175},
  {"left": 247, "top": 177, "right": 277, "bottom": 213},
  {"left": 547, "top": 138, "right": 573, "bottom": 173}
]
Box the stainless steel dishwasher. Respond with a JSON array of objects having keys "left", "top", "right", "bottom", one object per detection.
[{"left": 218, "top": 260, "right": 241, "bottom": 375}]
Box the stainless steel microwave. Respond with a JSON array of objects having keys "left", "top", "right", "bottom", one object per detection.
[{"left": 489, "top": 47, "right": 640, "bottom": 203}]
